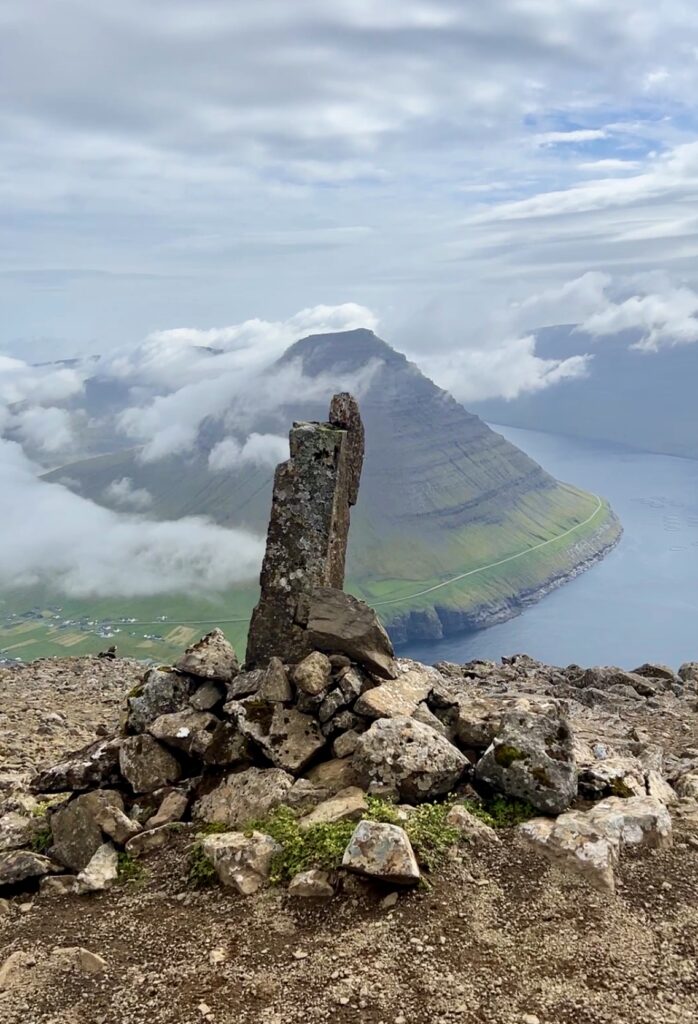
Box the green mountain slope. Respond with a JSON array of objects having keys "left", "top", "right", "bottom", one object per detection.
[{"left": 6, "top": 329, "right": 620, "bottom": 661}]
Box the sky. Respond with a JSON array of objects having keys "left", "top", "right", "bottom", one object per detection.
[
  {"left": 3, "top": 0, "right": 698, "bottom": 357},
  {"left": 2, "top": 0, "right": 698, "bottom": 599}
]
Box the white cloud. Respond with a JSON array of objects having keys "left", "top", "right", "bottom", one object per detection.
[
  {"left": 0, "top": 439, "right": 264, "bottom": 597},
  {"left": 13, "top": 405, "right": 74, "bottom": 452},
  {"left": 104, "top": 476, "right": 153, "bottom": 510},
  {"left": 581, "top": 279, "right": 698, "bottom": 350},
  {"left": 536, "top": 129, "right": 607, "bottom": 145},
  {"left": 209, "top": 433, "right": 288, "bottom": 472},
  {"left": 418, "top": 335, "right": 591, "bottom": 403}
]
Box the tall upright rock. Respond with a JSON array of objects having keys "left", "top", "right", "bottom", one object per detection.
[{"left": 245, "top": 393, "right": 365, "bottom": 668}]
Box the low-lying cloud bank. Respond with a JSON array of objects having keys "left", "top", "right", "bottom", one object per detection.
[{"left": 0, "top": 439, "right": 265, "bottom": 598}]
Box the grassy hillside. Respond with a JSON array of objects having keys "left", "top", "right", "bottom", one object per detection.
[{"left": 1, "top": 330, "right": 621, "bottom": 662}]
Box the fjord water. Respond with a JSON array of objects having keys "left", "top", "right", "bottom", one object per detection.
[{"left": 404, "top": 425, "right": 698, "bottom": 670}]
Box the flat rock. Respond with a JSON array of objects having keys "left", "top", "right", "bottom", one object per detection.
[
  {"left": 30, "top": 737, "right": 122, "bottom": 793},
  {"left": 231, "top": 702, "right": 325, "bottom": 774},
  {"left": 125, "top": 823, "right": 178, "bottom": 858},
  {"left": 50, "top": 790, "right": 123, "bottom": 871},
  {"left": 299, "top": 787, "right": 368, "bottom": 830},
  {"left": 175, "top": 628, "right": 240, "bottom": 682},
  {"left": 0, "top": 849, "right": 58, "bottom": 886},
  {"left": 94, "top": 804, "right": 141, "bottom": 845},
  {"left": 202, "top": 830, "right": 280, "bottom": 894},
  {"left": 303, "top": 588, "right": 398, "bottom": 680},
  {"left": 354, "top": 660, "right": 436, "bottom": 719},
  {"left": 475, "top": 707, "right": 578, "bottom": 814},
  {"left": 305, "top": 758, "right": 365, "bottom": 795},
  {"left": 342, "top": 820, "right": 420, "bottom": 884},
  {"left": 77, "top": 842, "right": 119, "bottom": 891},
  {"left": 0, "top": 812, "right": 35, "bottom": 852},
  {"left": 353, "top": 716, "right": 466, "bottom": 803},
  {"left": 445, "top": 804, "right": 499, "bottom": 844},
  {"left": 288, "top": 868, "right": 334, "bottom": 899},
  {"left": 578, "top": 756, "right": 646, "bottom": 799},
  {"left": 521, "top": 795, "right": 672, "bottom": 891},
  {"left": 333, "top": 729, "right": 363, "bottom": 759},
  {"left": 292, "top": 652, "right": 332, "bottom": 696},
  {"left": 194, "top": 766, "right": 294, "bottom": 827},
  {"left": 119, "top": 735, "right": 182, "bottom": 794},
  {"left": 190, "top": 680, "right": 225, "bottom": 711}
]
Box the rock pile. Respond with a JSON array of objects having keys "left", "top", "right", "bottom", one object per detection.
[{"left": 1, "top": 395, "right": 695, "bottom": 903}]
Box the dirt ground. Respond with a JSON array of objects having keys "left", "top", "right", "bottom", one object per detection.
[{"left": 1, "top": 658, "right": 697, "bottom": 1024}]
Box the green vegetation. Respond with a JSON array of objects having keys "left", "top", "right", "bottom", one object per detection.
[
  {"left": 30, "top": 825, "right": 53, "bottom": 855},
  {"left": 245, "top": 806, "right": 356, "bottom": 883},
  {"left": 117, "top": 852, "right": 148, "bottom": 885},
  {"left": 187, "top": 842, "right": 219, "bottom": 889},
  {"left": 466, "top": 796, "right": 537, "bottom": 829},
  {"left": 493, "top": 744, "right": 526, "bottom": 768}
]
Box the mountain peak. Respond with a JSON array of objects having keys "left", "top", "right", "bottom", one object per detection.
[{"left": 278, "top": 327, "right": 406, "bottom": 377}]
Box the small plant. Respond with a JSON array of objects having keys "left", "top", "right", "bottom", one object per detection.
[
  {"left": 30, "top": 825, "right": 52, "bottom": 855},
  {"left": 402, "top": 802, "right": 460, "bottom": 871},
  {"left": 187, "top": 842, "right": 218, "bottom": 888},
  {"left": 117, "top": 853, "right": 148, "bottom": 885},
  {"left": 245, "top": 805, "right": 355, "bottom": 883},
  {"left": 466, "top": 795, "right": 536, "bottom": 828}
]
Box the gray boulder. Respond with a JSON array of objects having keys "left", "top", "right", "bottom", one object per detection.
[
  {"left": 149, "top": 710, "right": 222, "bottom": 758},
  {"left": 119, "top": 735, "right": 182, "bottom": 794},
  {"left": 30, "top": 737, "right": 122, "bottom": 793},
  {"left": 288, "top": 868, "right": 335, "bottom": 899},
  {"left": 50, "top": 790, "right": 123, "bottom": 871},
  {"left": 302, "top": 588, "right": 398, "bottom": 679},
  {"left": 194, "top": 766, "right": 294, "bottom": 827},
  {"left": 175, "top": 628, "right": 240, "bottom": 682},
  {"left": 256, "top": 657, "right": 293, "bottom": 702},
  {"left": 353, "top": 716, "right": 466, "bottom": 803},
  {"left": 126, "top": 667, "right": 191, "bottom": 735},
  {"left": 475, "top": 707, "right": 578, "bottom": 814},
  {"left": 342, "top": 820, "right": 420, "bottom": 884},
  {"left": 0, "top": 849, "right": 58, "bottom": 886},
  {"left": 77, "top": 842, "right": 119, "bottom": 892},
  {"left": 354, "top": 660, "right": 436, "bottom": 719},
  {"left": 230, "top": 701, "right": 325, "bottom": 774},
  {"left": 190, "top": 680, "right": 225, "bottom": 711},
  {"left": 0, "top": 812, "right": 35, "bottom": 852}
]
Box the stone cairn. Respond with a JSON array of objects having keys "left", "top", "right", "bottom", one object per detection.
[{"left": 1, "top": 394, "right": 688, "bottom": 899}]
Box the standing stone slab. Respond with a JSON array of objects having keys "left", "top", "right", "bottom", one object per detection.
[{"left": 245, "top": 394, "right": 364, "bottom": 668}]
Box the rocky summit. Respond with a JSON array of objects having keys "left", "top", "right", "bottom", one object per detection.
[{"left": 1, "top": 395, "right": 697, "bottom": 1024}]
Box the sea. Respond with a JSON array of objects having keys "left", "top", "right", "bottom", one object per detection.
[{"left": 403, "top": 425, "right": 698, "bottom": 671}]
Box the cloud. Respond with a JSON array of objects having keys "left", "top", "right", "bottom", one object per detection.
[
  {"left": 418, "top": 335, "right": 591, "bottom": 403},
  {"left": 209, "top": 433, "right": 288, "bottom": 472},
  {"left": 13, "top": 405, "right": 74, "bottom": 452},
  {"left": 104, "top": 476, "right": 153, "bottom": 510},
  {"left": 580, "top": 279, "right": 698, "bottom": 350},
  {"left": 0, "top": 439, "right": 264, "bottom": 597},
  {"left": 536, "top": 129, "right": 607, "bottom": 145}
]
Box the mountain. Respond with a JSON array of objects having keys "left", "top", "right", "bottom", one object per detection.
[
  {"left": 469, "top": 325, "right": 698, "bottom": 460},
  {"left": 28, "top": 328, "right": 621, "bottom": 658}
]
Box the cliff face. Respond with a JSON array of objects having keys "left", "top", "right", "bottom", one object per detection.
[{"left": 37, "top": 328, "right": 620, "bottom": 650}]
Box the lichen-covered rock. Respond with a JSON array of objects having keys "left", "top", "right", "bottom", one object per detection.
[
  {"left": 333, "top": 729, "right": 363, "bottom": 759},
  {"left": 175, "top": 628, "right": 239, "bottom": 682},
  {"left": 288, "top": 868, "right": 335, "bottom": 899},
  {"left": 299, "top": 787, "right": 368, "bottom": 830},
  {"left": 50, "top": 790, "right": 124, "bottom": 871},
  {"left": 302, "top": 588, "right": 398, "bottom": 680},
  {"left": 631, "top": 663, "right": 678, "bottom": 683},
  {"left": 77, "top": 842, "right": 119, "bottom": 891},
  {"left": 149, "top": 710, "right": 222, "bottom": 758},
  {"left": 119, "top": 735, "right": 182, "bottom": 794},
  {"left": 675, "top": 769, "right": 698, "bottom": 799},
  {"left": 292, "top": 652, "right": 332, "bottom": 696},
  {"left": 194, "top": 766, "right": 294, "bottom": 827},
  {"left": 30, "top": 737, "right": 122, "bottom": 793},
  {"left": 578, "top": 756, "right": 646, "bottom": 799},
  {"left": 353, "top": 716, "right": 466, "bottom": 803},
  {"left": 0, "top": 812, "right": 35, "bottom": 852},
  {"left": 475, "top": 707, "right": 577, "bottom": 814},
  {"left": 678, "top": 662, "right": 698, "bottom": 685},
  {"left": 230, "top": 702, "right": 325, "bottom": 774},
  {"left": 306, "top": 757, "right": 364, "bottom": 794},
  {"left": 520, "top": 795, "right": 672, "bottom": 891},
  {"left": 0, "top": 849, "right": 58, "bottom": 887},
  {"left": 246, "top": 396, "right": 364, "bottom": 668},
  {"left": 342, "top": 820, "right": 420, "bottom": 884},
  {"left": 452, "top": 698, "right": 505, "bottom": 750},
  {"left": 126, "top": 668, "right": 191, "bottom": 735},
  {"left": 94, "top": 803, "right": 141, "bottom": 845},
  {"left": 202, "top": 831, "right": 280, "bottom": 894}
]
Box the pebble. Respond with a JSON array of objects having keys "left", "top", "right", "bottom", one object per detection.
[{"left": 293, "top": 950, "right": 309, "bottom": 960}]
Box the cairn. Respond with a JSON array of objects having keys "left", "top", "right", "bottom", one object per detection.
[{"left": 1, "top": 396, "right": 683, "bottom": 900}]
